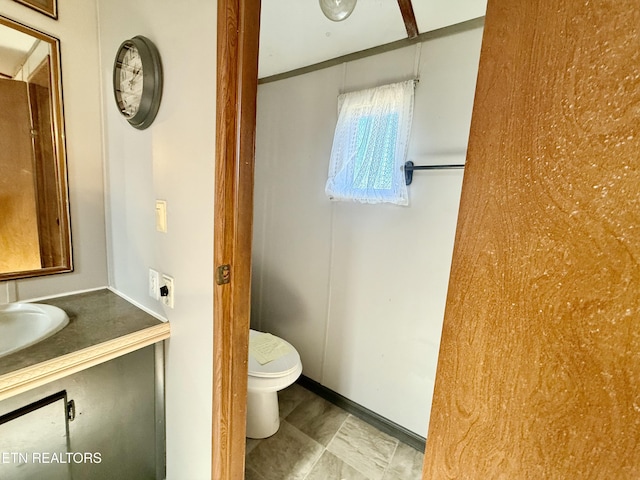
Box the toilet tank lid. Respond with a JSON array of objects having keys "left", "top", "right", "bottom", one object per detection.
[{"left": 248, "top": 330, "right": 301, "bottom": 378}]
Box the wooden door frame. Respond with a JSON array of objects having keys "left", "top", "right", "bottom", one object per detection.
[{"left": 212, "top": 0, "right": 261, "bottom": 478}]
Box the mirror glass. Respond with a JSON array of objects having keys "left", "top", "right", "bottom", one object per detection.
[{"left": 0, "top": 15, "right": 71, "bottom": 280}]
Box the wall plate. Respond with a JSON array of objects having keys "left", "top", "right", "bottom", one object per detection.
[
  {"left": 148, "top": 269, "right": 160, "bottom": 300},
  {"left": 155, "top": 200, "right": 167, "bottom": 232},
  {"left": 161, "top": 274, "right": 174, "bottom": 309}
]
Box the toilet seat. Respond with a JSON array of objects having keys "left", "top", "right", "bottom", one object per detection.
[{"left": 248, "top": 330, "right": 300, "bottom": 378}]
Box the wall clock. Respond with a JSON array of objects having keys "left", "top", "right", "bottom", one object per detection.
[{"left": 113, "top": 35, "right": 163, "bottom": 130}]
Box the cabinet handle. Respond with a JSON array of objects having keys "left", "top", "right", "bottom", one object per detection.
[{"left": 67, "top": 399, "right": 76, "bottom": 422}]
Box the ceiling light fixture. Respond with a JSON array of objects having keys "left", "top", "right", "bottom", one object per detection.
[{"left": 319, "top": 0, "right": 357, "bottom": 22}]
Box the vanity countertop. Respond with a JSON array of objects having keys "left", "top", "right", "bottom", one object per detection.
[{"left": 0, "top": 289, "right": 170, "bottom": 401}]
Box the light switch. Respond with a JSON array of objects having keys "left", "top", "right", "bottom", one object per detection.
[
  {"left": 148, "top": 268, "right": 160, "bottom": 300},
  {"left": 155, "top": 200, "right": 167, "bottom": 232}
]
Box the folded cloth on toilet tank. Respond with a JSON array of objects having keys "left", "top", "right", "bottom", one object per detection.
[{"left": 250, "top": 333, "right": 292, "bottom": 365}]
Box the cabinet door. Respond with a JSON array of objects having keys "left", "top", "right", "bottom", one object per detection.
[{"left": 0, "top": 391, "right": 71, "bottom": 479}]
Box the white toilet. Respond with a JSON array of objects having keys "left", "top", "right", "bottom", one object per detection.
[{"left": 246, "top": 329, "right": 302, "bottom": 439}]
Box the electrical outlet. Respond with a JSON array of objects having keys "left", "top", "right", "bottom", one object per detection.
[
  {"left": 161, "top": 274, "right": 174, "bottom": 308},
  {"left": 149, "top": 269, "right": 160, "bottom": 300}
]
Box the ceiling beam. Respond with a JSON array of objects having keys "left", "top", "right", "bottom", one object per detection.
[
  {"left": 397, "top": 0, "right": 419, "bottom": 38},
  {"left": 259, "top": 17, "right": 484, "bottom": 84}
]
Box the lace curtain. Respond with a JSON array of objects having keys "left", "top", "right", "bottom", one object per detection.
[{"left": 325, "top": 80, "right": 415, "bottom": 205}]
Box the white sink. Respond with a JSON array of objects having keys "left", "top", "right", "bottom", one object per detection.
[{"left": 0, "top": 303, "right": 69, "bottom": 358}]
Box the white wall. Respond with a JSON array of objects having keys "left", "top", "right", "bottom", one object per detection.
[
  {"left": 96, "top": 0, "right": 216, "bottom": 478},
  {"left": 0, "top": 0, "right": 108, "bottom": 301},
  {"left": 252, "top": 24, "right": 484, "bottom": 437}
]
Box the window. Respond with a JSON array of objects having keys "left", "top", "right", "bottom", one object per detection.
[{"left": 325, "top": 80, "right": 414, "bottom": 205}]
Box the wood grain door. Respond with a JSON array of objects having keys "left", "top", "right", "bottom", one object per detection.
[
  {"left": 423, "top": 0, "right": 640, "bottom": 478},
  {"left": 0, "top": 78, "right": 41, "bottom": 273}
]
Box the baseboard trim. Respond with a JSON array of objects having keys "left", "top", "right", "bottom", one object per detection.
[{"left": 296, "top": 375, "right": 426, "bottom": 452}]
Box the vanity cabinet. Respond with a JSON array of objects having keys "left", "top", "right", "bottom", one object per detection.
[
  {"left": 0, "top": 345, "right": 161, "bottom": 479},
  {"left": 0, "top": 289, "right": 169, "bottom": 479}
]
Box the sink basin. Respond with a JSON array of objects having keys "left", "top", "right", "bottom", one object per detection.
[{"left": 0, "top": 303, "right": 69, "bottom": 358}]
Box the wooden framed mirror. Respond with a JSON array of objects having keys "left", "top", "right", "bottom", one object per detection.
[{"left": 0, "top": 15, "right": 71, "bottom": 281}]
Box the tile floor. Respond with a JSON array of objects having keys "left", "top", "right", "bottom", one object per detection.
[{"left": 245, "top": 383, "right": 424, "bottom": 480}]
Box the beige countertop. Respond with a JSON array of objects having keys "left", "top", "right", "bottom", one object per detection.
[{"left": 0, "top": 289, "right": 170, "bottom": 401}]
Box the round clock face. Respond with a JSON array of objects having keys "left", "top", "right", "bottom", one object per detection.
[
  {"left": 113, "top": 36, "right": 163, "bottom": 130},
  {"left": 116, "top": 44, "right": 143, "bottom": 118}
]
